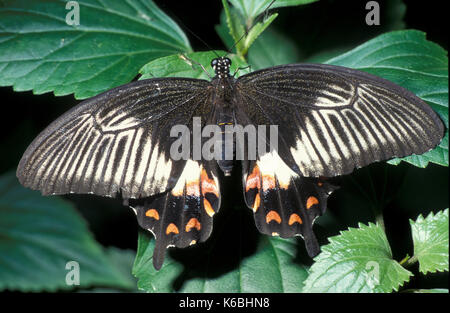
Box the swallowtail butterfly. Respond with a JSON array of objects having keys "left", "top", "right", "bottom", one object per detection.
[{"left": 17, "top": 56, "right": 444, "bottom": 270}]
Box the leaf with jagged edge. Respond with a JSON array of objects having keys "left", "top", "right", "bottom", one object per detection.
[
  {"left": 303, "top": 222, "right": 413, "bottom": 293},
  {"left": 222, "top": 0, "right": 245, "bottom": 55},
  {"left": 241, "top": 13, "right": 277, "bottom": 56},
  {"left": 410, "top": 209, "right": 449, "bottom": 274},
  {"left": 0, "top": 0, "right": 190, "bottom": 99}
]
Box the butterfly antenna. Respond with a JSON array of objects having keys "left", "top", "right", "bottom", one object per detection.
[
  {"left": 180, "top": 54, "right": 212, "bottom": 79},
  {"left": 183, "top": 25, "right": 221, "bottom": 58},
  {"left": 165, "top": 8, "right": 221, "bottom": 58},
  {"left": 226, "top": 0, "right": 277, "bottom": 56}
]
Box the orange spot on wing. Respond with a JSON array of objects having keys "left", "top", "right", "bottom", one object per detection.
[
  {"left": 306, "top": 196, "right": 319, "bottom": 209},
  {"left": 166, "top": 223, "right": 179, "bottom": 235},
  {"left": 145, "top": 209, "right": 160, "bottom": 220},
  {"left": 252, "top": 193, "right": 261, "bottom": 213},
  {"left": 262, "top": 174, "right": 276, "bottom": 191},
  {"left": 318, "top": 181, "right": 323, "bottom": 187},
  {"left": 266, "top": 210, "right": 282, "bottom": 224},
  {"left": 288, "top": 213, "right": 303, "bottom": 225},
  {"left": 203, "top": 199, "right": 215, "bottom": 217},
  {"left": 246, "top": 165, "right": 261, "bottom": 192},
  {"left": 201, "top": 169, "right": 219, "bottom": 197},
  {"left": 185, "top": 218, "right": 201, "bottom": 232}
]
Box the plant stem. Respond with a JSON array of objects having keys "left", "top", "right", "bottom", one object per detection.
[
  {"left": 404, "top": 255, "right": 418, "bottom": 267},
  {"left": 399, "top": 254, "right": 418, "bottom": 267}
]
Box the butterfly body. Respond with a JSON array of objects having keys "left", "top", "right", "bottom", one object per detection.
[
  {"left": 17, "top": 56, "right": 444, "bottom": 270},
  {"left": 209, "top": 58, "right": 237, "bottom": 175}
]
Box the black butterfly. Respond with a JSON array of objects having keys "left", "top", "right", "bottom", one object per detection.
[{"left": 17, "top": 56, "right": 444, "bottom": 270}]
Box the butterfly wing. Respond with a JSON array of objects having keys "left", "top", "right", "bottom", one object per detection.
[
  {"left": 235, "top": 63, "right": 444, "bottom": 177},
  {"left": 242, "top": 151, "right": 337, "bottom": 257},
  {"left": 128, "top": 159, "right": 221, "bottom": 270},
  {"left": 17, "top": 77, "right": 213, "bottom": 198}
]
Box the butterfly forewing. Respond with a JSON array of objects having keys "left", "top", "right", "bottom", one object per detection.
[
  {"left": 235, "top": 63, "right": 444, "bottom": 177},
  {"left": 17, "top": 77, "right": 212, "bottom": 199}
]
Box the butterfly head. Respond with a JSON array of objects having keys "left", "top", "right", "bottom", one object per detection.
[{"left": 211, "top": 57, "right": 231, "bottom": 78}]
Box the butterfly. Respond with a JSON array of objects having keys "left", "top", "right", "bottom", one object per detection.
[{"left": 17, "top": 56, "right": 444, "bottom": 270}]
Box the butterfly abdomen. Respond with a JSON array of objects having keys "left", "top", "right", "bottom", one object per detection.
[{"left": 215, "top": 105, "right": 235, "bottom": 176}]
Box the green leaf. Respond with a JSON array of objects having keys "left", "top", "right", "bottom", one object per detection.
[
  {"left": 215, "top": 10, "right": 236, "bottom": 51},
  {"left": 220, "top": 1, "right": 280, "bottom": 57},
  {"left": 303, "top": 223, "right": 413, "bottom": 293},
  {"left": 326, "top": 30, "right": 448, "bottom": 168},
  {"left": 229, "top": 0, "right": 318, "bottom": 22},
  {"left": 0, "top": 0, "right": 191, "bottom": 99},
  {"left": 222, "top": 0, "right": 245, "bottom": 52},
  {"left": 132, "top": 232, "right": 308, "bottom": 293},
  {"left": 410, "top": 209, "right": 449, "bottom": 274},
  {"left": 248, "top": 28, "right": 301, "bottom": 70},
  {"left": 216, "top": 6, "right": 247, "bottom": 56},
  {"left": 131, "top": 232, "right": 183, "bottom": 293},
  {"left": 0, "top": 171, "right": 134, "bottom": 292},
  {"left": 104, "top": 247, "right": 138, "bottom": 289},
  {"left": 241, "top": 13, "right": 277, "bottom": 56},
  {"left": 139, "top": 51, "right": 251, "bottom": 80},
  {"left": 80, "top": 248, "right": 139, "bottom": 293}
]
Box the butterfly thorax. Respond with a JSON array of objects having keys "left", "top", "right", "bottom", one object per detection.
[{"left": 211, "top": 57, "right": 231, "bottom": 78}]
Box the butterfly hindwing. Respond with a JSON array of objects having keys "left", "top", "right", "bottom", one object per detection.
[
  {"left": 128, "top": 160, "right": 221, "bottom": 270},
  {"left": 242, "top": 151, "right": 337, "bottom": 257},
  {"left": 235, "top": 63, "right": 444, "bottom": 177}
]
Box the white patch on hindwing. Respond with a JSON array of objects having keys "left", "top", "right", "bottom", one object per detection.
[
  {"left": 257, "top": 150, "right": 299, "bottom": 188},
  {"left": 171, "top": 159, "right": 202, "bottom": 196}
]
